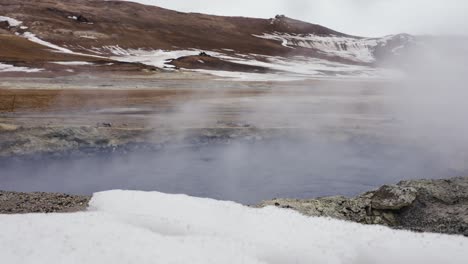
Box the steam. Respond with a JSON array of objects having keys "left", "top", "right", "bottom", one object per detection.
[
  {"left": 4, "top": 40, "right": 468, "bottom": 204},
  {"left": 384, "top": 36, "right": 468, "bottom": 172},
  {"left": 3, "top": 8, "right": 468, "bottom": 203}
]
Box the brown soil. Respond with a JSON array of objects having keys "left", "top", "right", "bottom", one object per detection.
[
  {"left": 0, "top": 89, "right": 189, "bottom": 112},
  {"left": 0, "top": 34, "right": 160, "bottom": 76},
  {"left": 0, "top": 87, "right": 267, "bottom": 113},
  {"left": 0, "top": 0, "right": 357, "bottom": 63},
  {"left": 0, "top": 34, "right": 100, "bottom": 62}
]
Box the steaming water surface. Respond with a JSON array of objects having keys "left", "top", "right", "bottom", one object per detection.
[
  {"left": 0, "top": 137, "right": 460, "bottom": 204},
  {"left": 2, "top": 75, "right": 468, "bottom": 204}
]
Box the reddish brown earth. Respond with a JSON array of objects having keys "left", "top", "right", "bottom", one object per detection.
[
  {"left": 0, "top": 0, "right": 416, "bottom": 76},
  {"left": 0, "top": 87, "right": 269, "bottom": 113},
  {"left": 0, "top": 0, "right": 355, "bottom": 62},
  {"left": 0, "top": 33, "right": 159, "bottom": 76}
]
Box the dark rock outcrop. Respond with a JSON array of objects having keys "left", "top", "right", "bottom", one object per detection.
[{"left": 258, "top": 177, "right": 468, "bottom": 236}]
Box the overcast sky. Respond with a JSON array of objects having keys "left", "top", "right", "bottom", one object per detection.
[{"left": 123, "top": 0, "right": 468, "bottom": 37}]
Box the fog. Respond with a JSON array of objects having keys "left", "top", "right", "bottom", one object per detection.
[
  {"left": 123, "top": 0, "right": 468, "bottom": 36},
  {"left": 385, "top": 37, "right": 468, "bottom": 172},
  {"left": 3, "top": 35, "right": 468, "bottom": 204},
  {"left": 1, "top": 2, "right": 468, "bottom": 203}
]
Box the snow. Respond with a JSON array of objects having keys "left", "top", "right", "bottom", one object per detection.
[
  {"left": 0, "top": 190, "right": 466, "bottom": 264},
  {"left": 255, "top": 33, "right": 415, "bottom": 63},
  {"left": 253, "top": 33, "right": 414, "bottom": 63},
  {"left": 79, "top": 35, "right": 98, "bottom": 39},
  {"left": 253, "top": 33, "right": 292, "bottom": 48},
  {"left": 205, "top": 52, "right": 400, "bottom": 80},
  {"left": 19, "top": 32, "right": 106, "bottom": 59},
  {"left": 52, "top": 61, "right": 94, "bottom": 66},
  {"left": 101, "top": 46, "right": 201, "bottom": 68},
  {"left": 254, "top": 33, "right": 381, "bottom": 63},
  {"left": 22, "top": 32, "right": 78, "bottom": 54},
  {"left": 98, "top": 47, "right": 397, "bottom": 80},
  {"left": 0, "top": 62, "right": 42, "bottom": 73},
  {"left": 0, "top": 16, "right": 22, "bottom": 27}
]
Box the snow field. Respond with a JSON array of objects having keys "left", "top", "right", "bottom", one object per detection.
[{"left": 0, "top": 190, "right": 466, "bottom": 264}]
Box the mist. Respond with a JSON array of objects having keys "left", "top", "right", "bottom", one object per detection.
[
  {"left": 3, "top": 36, "right": 468, "bottom": 204},
  {"left": 2, "top": 2, "right": 468, "bottom": 205},
  {"left": 384, "top": 36, "right": 468, "bottom": 172}
]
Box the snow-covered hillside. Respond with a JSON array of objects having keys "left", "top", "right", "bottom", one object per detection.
[
  {"left": 254, "top": 33, "right": 414, "bottom": 63},
  {"left": 95, "top": 46, "right": 398, "bottom": 80},
  {"left": 0, "top": 190, "right": 467, "bottom": 264},
  {"left": 0, "top": 1, "right": 415, "bottom": 79}
]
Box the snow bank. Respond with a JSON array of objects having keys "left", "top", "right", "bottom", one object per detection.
[
  {"left": 22, "top": 32, "right": 77, "bottom": 54},
  {"left": 254, "top": 33, "right": 413, "bottom": 63},
  {"left": 52, "top": 61, "right": 94, "bottom": 66},
  {"left": 0, "top": 62, "right": 42, "bottom": 73},
  {"left": 0, "top": 16, "right": 22, "bottom": 27},
  {"left": 0, "top": 190, "right": 466, "bottom": 264},
  {"left": 100, "top": 46, "right": 200, "bottom": 68},
  {"left": 19, "top": 32, "right": 105, "bottom": 58},
  {"left": 98, "top": 46, "right": 395, "bottom": 80}
]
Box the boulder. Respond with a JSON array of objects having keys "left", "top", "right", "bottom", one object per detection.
[
  {"left": 257, "top": 177, "right": 468, "bottom": 236},
  {"left": 371, "top": 185, "right": 417, "bottom": 210}
]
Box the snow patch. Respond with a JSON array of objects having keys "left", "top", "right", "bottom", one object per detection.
[
  {"left": 254, "top": 33, "right": 413, "bottom": 63},
  {"left": 0, "top": 62, "right": 42, "bottom": 73},
  {"left": 0, "top": 16, "right": 22, "bottom": 27},
  {"left": 101, "top": 46, "right": 201, "bottom": 68},
  {"left": 79, "top": 35, "right": 98, "bottom": 39},
  {"left": 52, "top": 61, "right": 94, "bottom": 66},
  {"left": 18, "top": 32, "right": 107, "bottom": 59},
  {"left": 100, "top": 47, "right": 397, "bottom": 80},
  {"left": 22, "top": 32, "right": 77, "bottom": 54},
  {"left": 0, "top": 190, "right": 466, "bottom": 264}
]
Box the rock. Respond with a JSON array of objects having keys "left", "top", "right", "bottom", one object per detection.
[
  {"left": 0, "top": 21, "right": 10, "bottom": 29},
  {"left": 77, "top": 15, "right": 90, "bottom": 23},
  {"left": 257, "top": 176, "right": 468, "bottom": 236},
  {"left": 199, "top": 52, "right": 210, "bottom": 57},
  {"left": 371, "top": 185, "right": 417, "bottom": 210}
]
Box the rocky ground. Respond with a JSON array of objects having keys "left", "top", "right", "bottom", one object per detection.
[
  {"left": 258, "top": 177, "right": 468, "bottom": 236},
  {"left": 0, "top": 191, "right": 90, "bottom": 214},
  {"left": 1, "top": 176, "right": 467, "bottom": 236}
]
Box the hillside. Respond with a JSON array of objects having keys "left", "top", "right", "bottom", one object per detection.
[{"left": 0, "top": 0, "right": 415, "bottom": 78}]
